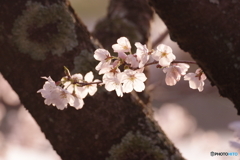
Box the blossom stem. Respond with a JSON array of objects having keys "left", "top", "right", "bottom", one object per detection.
[
  {"left": 128, "top": 60, "right": 197, "bottom": 70},
  {"left": 76, "top": 81, "right": 103, "bottom": 86}
]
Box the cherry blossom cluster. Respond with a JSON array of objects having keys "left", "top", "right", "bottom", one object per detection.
[{"left": 38, "top": 37, "right": 207, "bottom": 110}]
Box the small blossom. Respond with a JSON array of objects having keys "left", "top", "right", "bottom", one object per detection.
[
  {"left": 103, "top": 72, "right": 124, "bottom": 97},
  {"left": 121, "top": 69, "right": 147, "bottom": 93},
  {"left": 94, "top": 49, "right": 111, "bottom": 71},
  {"left": 163, "top": 63, "right": 190, "bottom": 86},
  {"left": 112, "top": 37, "right": 131, "bottom": 53},
  {"left": 37, "top": 77, "right": 76, "bottom": 110},
  {"left": 68, "top": 96, "right": 84, "bottom": 109},
  {"left": 135, "top": 42, "right": 149, "bottom": 68},
  {"left": 184, "top": 68, "right": 206, "bottom": 92},
  {"left": 152, "top": 44, "right": 176, "bottom": 67},
  {"left": 78, "top": 71, "right": 99, "bottom": 98},
  {"left": 125, "top": 54, "right": 139, "bottom": 68},
  {"left": 98, "top": 63, "right": 120, "bottom": 75}
]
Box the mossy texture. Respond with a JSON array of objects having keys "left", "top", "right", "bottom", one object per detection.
[
  {"left": 107, "top": 131, "right": 164, "bottom": 160},
  {"left": 12, "top": 1, "right": 78, "bottom": 60},
  {"left": 72, "top": 49, "right": 99, "bottom": 75}
]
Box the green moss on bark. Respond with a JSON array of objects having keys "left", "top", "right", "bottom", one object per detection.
[{"left": 12, "top": 1, "right": 78, "bottom": 60}]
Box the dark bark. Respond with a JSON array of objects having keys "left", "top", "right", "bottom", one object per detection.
[
  {"left": 149, "top": 0, "right": 240, "bottom": 114},
  {"left": 0, "top": 0, "right": 184, "bottom": 159}
]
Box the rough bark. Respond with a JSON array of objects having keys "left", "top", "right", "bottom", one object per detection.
[
  {"left": 0, "top": 0, "right": 184, "bottom": 160},
  {"left": 149, "top": 0, "right": 240, "bottom": 114}
]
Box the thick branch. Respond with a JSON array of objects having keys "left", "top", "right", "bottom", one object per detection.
[
  {"left": 0, "top": 0, "right": 184, "bottom": 159},
  {"left": 149, "top": 0, "right": 240, "bottom": 114}
]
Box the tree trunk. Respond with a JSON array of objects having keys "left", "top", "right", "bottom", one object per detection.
[
  {"left": 149, "top": 0, "right": 240, "bottom": 114},
  {"left": 0, "top": 0, "right": 184, "bottom": 159}
]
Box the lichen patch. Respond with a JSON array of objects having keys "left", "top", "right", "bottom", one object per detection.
[{"left": 12, "top": 1, "right": 78, "bottom": 60}]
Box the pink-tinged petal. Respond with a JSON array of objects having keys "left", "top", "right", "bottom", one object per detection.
[
  {"left": 125, "top": 54, "right": 139, "bottom": 68},
  {"left": 164, "top": 67, "right": 180, "bottom": 86},
  {"left": 95, "top": 62, "right": 103, "bottom": 71},
  {"left": 184, "top": 73, "right": 195, "bottom": 80},
  {"left": 94, "top": 49, "right": 110, "bottom": 61},
  {"left": 151, "top": 51, "right": 160, "bottom": 61},
  {"left": 118, "top": 52, "right": 127, "bottom": 60},
  {"left": 72, "top": 73, "right": 83, "bottom": 81},
  {"left": 201, "top": 73, "right": 207, "bottom": 80},
  {"left": 189, "top": 77, "right": 201, "bottom": 89},
  {"left": 198, "top": 81, "right": 204, "bottom": 92},
  {"left": 165, "top": 75, "right": 177, "bottom": 86},
  {"left": 112, "top": 37, "right": 131, "bottom": 53},
  {"left": 157, "top": 44, "right": 172, "bottom": 54},
  {"left": 69, "top": 97, "right": 84, "bottom": 109},
  {"left": 159, "top": 58, "right": 171, "bottom": 67},
  {"left": 176, "top": 63, "right": 190, "bottom": 75},
  {"left": 117, "top": 37, "right": 131, "bottom": 47}
]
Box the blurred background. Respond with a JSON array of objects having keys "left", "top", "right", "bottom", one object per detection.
[{"left": 0, "top": 0, "right": 240, "bottom": 160}]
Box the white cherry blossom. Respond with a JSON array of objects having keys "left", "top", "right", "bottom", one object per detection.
[
  {"left": 103, "top": 72, "right": 124, "bottom": 97},
  {"left": 94, "top": 49, "right": 111, "bottom": 71},
  {"left": 76, "top": 71, "right": 99, "bottom": 98},
  {"left": 37, "top": 76, "right": 81, "bottom": 110},
  {"left": 121, "top": 69, "right": 147, "bottom": 93},
  {"left": 152, "top": 44, "right": 176, "bottom": 67},
  {"left": 163, "top": 63, "right": 190, "bottom": 86},
  {"left": 112, "top": 37, "right": 131, "bottom": 53},
  {"left": 184, "top": 68, "right": 206, "bottom": 92},
  {"left": 135, "top": 42, "right": 149, "bottom": 68}
]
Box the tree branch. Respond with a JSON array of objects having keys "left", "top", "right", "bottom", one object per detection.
[
  {"left": 149, "top": 0, "right": 240, "bottom": 114},
  {"left": 0, "top": 0, "right": 185, "bottom": 159}
]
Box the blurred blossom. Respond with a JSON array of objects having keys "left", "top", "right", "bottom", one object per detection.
[
  {"left": 153, "top": 103, "right": 197, "bottom": 141},
  {"left": 229, "top": 121, "right": 240, "bottom": 149},
  {"left": 154, "top": 103, "right": 237, "bottom": 160},
  {"left": 0, "top": 74, "right": 20, "bottom": 106}
]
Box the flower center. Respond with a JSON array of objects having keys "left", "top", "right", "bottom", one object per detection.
[{"left": 161, "top": 52, "right": 168, "bottom": 58}]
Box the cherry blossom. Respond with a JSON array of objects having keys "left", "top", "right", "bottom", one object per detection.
[
  {"left": 77, "top": 71, "right": 99, "bottom": 98},
  {"left": 184, "top": 68, "right": 206, "bottom": 92},
  {"left": 37, "top": 76, "right": 83, "bottom": 110},
  {"left": 121, "top": 69, "right": 147, "bottom": 93},
  {"left": 94, "top": 48, "right": 111, "bottom": 71},
  {"left": 38, "top": 37, "right": 204, "bottom": 110},
  {"left": 64, "top": 72, "right": 99, "bottom": 99},
  {"left": 135, "top": 42, "right": 149, "bottom": 68},
  {"left": 152, "top": 44, "right": 176, "bottom": 67},
  {"left": 112, "top": 37, "right": 131, "bottom": 53},
  {"left": 163, "top": 63, "right": 190, "bottom": 86},
  {"left": 103, "top": 72, "right": 124, "bottom": 97}
]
